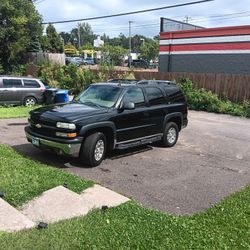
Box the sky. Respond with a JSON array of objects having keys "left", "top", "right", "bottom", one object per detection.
[{"left": 35, "top": 0, "right": 250, "bottom": 38}]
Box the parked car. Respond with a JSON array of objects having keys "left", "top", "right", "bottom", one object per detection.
[
  {"left": 131, "top": 59, "right": 149, "bottom": 69},
  {"left": 25, "top": 81, "right": 188, "bottom": 167},
  {"left": 0, "top": 76, "right": 45, "bottom": 106},
  {"left": 83, "top": 57, "right": 95, "bottom": 65},
  {"left": 65, "top": 57, "right": 87, "bottom": 67}
]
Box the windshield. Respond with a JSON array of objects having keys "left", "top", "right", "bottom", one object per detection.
[{"left": 75, "top": 85, "right": 122, "bottom": 108}]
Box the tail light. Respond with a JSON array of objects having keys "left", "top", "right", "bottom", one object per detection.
[{"left": 40, "top": 87, "right": 46, "bottom": 93}]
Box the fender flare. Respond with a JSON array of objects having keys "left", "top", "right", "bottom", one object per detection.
[
  {"left": 79, "top": 121, "right": 116, "bottom": 140},
  {"left": 163, "top": 112, "right": 183, "bottom": 132}
]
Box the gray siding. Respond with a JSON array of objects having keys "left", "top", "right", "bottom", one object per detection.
[{"left": 159, "top": 54, "right": 250, "bottom": 74}]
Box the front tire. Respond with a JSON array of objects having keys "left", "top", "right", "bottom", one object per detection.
[
  {"left": 79, "top": 132, "right": 106, "bottom": 167},
  {"left": 161, "top": 122, "right": 179, "bottom": 147}
]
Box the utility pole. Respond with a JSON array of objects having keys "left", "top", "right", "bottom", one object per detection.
[
  {"left": 78, "top": 26, "right": 81, "bottom": 48},
  {"left": 129, "top": 21, "right": 133, "bottom": 68},
  {"left": 184, "top": 16, "right": 191, "bottom": 23}
]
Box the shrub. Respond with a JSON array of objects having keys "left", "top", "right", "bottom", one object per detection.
[
  {"left": 179, "top": 78, "right": 250, "bottom": 118},
  {"left": 37, "top": 63, "right": 99, "bottom": 94}
]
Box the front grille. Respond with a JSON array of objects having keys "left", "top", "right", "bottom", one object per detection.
[
  {"left": 29, "top": 116, "right": 57, "bottom": 137},
  {"left": 30, "top": 125, "right": 56, "bottom": 137}
]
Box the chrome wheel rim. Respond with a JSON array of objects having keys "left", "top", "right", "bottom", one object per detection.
[
  {"left": 94, "top": 140, "right": 104, "bottom": 161},
  {"left": 25, "top": 98, "right": 35, "bottom": 106},
  {"left": 167, "top": 127, "right": 176, "bottom": 144}
]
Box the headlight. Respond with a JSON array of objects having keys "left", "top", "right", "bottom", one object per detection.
[{"left": 56, "top": 122, "right": 76, "bottom": 130}]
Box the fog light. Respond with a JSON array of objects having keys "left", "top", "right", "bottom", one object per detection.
[{"left": 56, "top": 132, "right": 67, "bottom": 137}]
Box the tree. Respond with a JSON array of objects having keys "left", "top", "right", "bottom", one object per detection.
[
  {"left": 60, "top": 32, "right": 72, "bottom": 45},
  {"left": 64, "top": 43, "right": 77, "bottom": 56},
  {"left": 77, "top": 22, "right": 96, "bottom": 48},
  {"left": 139, "top": 40, "right": 159, "bottom": 61},
  {"left": 101, "top": 45, "right": 126, "bottom": 66},
  {"left": 0, "top": 0, "right": 42, "bottom": 73},
  {"left": 45, "top": 24, "right": 64, "bottom": 53},
  {"left": 27, "top": 36, "right": 42, "bottom": 52}
]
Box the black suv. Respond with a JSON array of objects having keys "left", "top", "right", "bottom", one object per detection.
[{"left": 25, "top": 81, "right": 188, "bottom": 167}]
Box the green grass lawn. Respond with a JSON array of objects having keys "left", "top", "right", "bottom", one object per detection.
[
  {"left": 0, "top": 144, "right": 249, "bottom": 249},
  {"left": 0, "top": 106, "right": 38, "bottom": 119},
  {"left": 0, "top": 145, "right": 93, "bottom": 207}
]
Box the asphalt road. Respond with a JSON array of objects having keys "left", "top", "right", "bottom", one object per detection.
[{"left": 0, "top": 111, "right": 249, "bottom": 215}]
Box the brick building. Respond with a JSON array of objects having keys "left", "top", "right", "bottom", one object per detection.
[{"left": 159, "top": 22, "right": 250, "bottom": 74}]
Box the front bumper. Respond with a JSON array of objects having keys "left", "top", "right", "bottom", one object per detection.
[{"left": 25, "top": 126, "right": 82, "bottom": 157}]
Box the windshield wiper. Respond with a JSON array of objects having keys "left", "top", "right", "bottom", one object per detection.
[{"left": 81, "top": 101, "right": 103, "bottom": 108}]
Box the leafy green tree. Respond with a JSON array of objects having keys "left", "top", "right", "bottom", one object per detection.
[
  {"left": 0, "top": 0, "right": 42, "bottom": 73},
  {"left": 107, "top": 33, "right": 129, "bottom": 49},
  {"left": 40, "top": 35, "right": 50, "bottom": 52},
  {"left": 45, "top": 24, "right": 64, "bottom": 53},
  {"left": 101, "top": 45, "right": 126, "bottom": 66},
  {"left": 139, "top": 40, "right": 159, "bottom": 61},
  {"left": 64, "top": 43, "right": 77, "bottom": 55},
  {"left": 77, "top": 22, "right": 96, "bottom": 47},
  {"left": 60, "top": 32, "right": 72, "bottom": 44},
  {"left": 80, "top": 42, "right": 94, "bottom": 51}
]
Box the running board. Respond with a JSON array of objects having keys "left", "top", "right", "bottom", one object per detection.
[{"left": 115, "top": 135, "right": 162, "bottom": 150}]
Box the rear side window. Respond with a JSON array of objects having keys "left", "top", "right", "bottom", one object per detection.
[
  {"left": 165, "top": 87, "right": 186, "bottom": 103},
  {"left": 123, "top": 88, "right": 145, "bottom": 107},
  {"left": 145, "top": 87, "right": 165, "bottom": 106},
  {"left": 23, "top": 79, "right": 40, "bottom": 88},
  {"left": 2, "top": 79, "right": 22, "bottom": 88}
]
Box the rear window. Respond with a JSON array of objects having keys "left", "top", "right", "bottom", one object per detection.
[
  {"left": 2, "top": 79, "right": 22, "bottom": 88},
  {"left": 145, "top": 87, "right": 165, "bottom": 106},
  {"left": 23, "top": 79, "right": 40, "bottom": 88}
]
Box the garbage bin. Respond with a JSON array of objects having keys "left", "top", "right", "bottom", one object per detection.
[
  {"left": 55, "top": 90, "right": 69, "bottom": 103},
  {"left": 44, "top": 88, "right": 58, "bottom": 105}
]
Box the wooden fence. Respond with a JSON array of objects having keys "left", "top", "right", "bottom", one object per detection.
[
  {"left": 134, "top": 71, "right": 250, "bottom": 102},
  {"left": 26, "top": 52, "right": 65, "bottom": 66},
  {"left": 91, "top": 69, "right": 250, "bottom": 102}
]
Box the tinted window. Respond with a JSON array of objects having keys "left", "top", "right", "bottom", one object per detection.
[
  {"left": 3, "top": 79, "right": 22, "bottom": 88},
  {"left": 23, "top": 79, "right": 40, "bottom": 88},
  {"left": 165, "top": 88, "right": 186, "bottom": 103},
  {"left": 123, "top": 88, "right": 145, "bottom": 107},
  {"left": 145, "top": 87, "right": 165, "bottom": 106}
]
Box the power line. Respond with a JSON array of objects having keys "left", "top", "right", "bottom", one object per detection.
[
  {"left": 42, "top": 0, "right": 214, "bottom": 24},
  {"left": 33, "top": 0, "right": 46, "bottom": 4},
  {"left": 55, "top": 11, "right": 250, "bottom": 35},
  {"left": 190, "top": 13, "right": 250, "bottom": 24}
]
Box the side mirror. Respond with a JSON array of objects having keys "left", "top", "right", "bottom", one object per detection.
[{"left": 120, "top": 101, "right": 135, "bottom": 111}]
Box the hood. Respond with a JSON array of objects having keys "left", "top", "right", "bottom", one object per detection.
[{"left": 30, "top": 102, "right": 109, "bottom": 123}]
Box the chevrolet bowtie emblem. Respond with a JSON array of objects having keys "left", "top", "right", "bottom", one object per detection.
[{"left": 35, "top": 124, "right": 42, "bottom": 128}]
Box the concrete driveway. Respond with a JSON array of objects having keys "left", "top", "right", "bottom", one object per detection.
[{"left": 0, "top": 111, "right": 249, "bottom": 215}]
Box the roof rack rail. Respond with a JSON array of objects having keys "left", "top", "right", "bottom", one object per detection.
[
  {"left": 107, "top": 79, "right": 138, "bottom": 84},
  {"left": 137, "top": 80, "right": 176, "bottom": 85}
]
